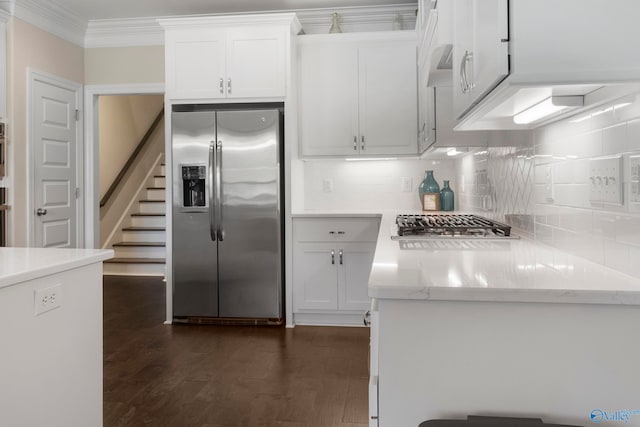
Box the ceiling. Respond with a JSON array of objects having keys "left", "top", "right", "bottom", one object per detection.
[{"left": 52, "top": 0, "right": 417, "bottom": 21}]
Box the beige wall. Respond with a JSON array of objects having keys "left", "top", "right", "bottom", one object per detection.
[
  {"left": 99, "top": 94, "right": 163, "bottom": 199},
  {"left": 9, "top": 17, "right": 84, "bottom": 246},
  {"left": 85, "top": 46, "right": 164, "bottom": 85}
]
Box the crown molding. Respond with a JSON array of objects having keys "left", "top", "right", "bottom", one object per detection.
[
  {"left": 85, "top": 17, "right": 164, "bottom": 48},
  {"left": 0, "top": 0, "right": 86, "bottom": 46},
  {"left": 84, "top": 4, "right": 417, "bottom": 49},
  {"left": 0, "top": 1, "right": 418, "bottom": 49},
  {"left": 296, "top": 4, "right": 417, "bottom": 34}
]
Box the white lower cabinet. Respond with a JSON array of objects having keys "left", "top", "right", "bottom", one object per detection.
[{"left": 293, "top": 217, "right": 380, "bottom": 325}]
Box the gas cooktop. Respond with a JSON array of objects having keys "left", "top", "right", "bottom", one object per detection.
[{"left": 392, "top": 213, "right": 518, "bottom": 240}]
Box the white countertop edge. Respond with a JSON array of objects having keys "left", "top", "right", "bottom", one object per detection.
[
  {"left": 0, "top": 249, "right": 114, "bottom": 289},
  {"left": 291, "top": 211, "right": 383, "bottom": 218},
  {"left": 368, "top": 285, "right": 640, "bottom": 305}
]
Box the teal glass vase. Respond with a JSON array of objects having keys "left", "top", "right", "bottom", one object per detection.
[
  {"left": 440, "top": 180, "right": 454, "bottom": 211},
  {"left": 419, "top": 170, "right": 440, "bottom": 210}
]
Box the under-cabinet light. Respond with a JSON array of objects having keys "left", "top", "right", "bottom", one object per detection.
[
  {"left": 344, "top": 157, "right": 398, "bottom": 161},
  {"left": 513, "top": 96, "right": 584, "bottom": 125}
]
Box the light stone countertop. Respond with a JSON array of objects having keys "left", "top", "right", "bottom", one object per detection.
[
  {"left": 368, "top": 212, "right": 640, "bottom": 305},
  {"left": 0, "top": 247, "right": 114, "bottom": 289},
  {"left": 291, "top": 210, "right": 384, "bottom": 218}
]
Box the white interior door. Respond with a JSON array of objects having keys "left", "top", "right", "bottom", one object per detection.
[{"left": 31, "top": 72, "right": 81, "bottom": 248}]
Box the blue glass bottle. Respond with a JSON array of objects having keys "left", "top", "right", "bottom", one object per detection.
[
  {"left": 440, "top": 180, "right": 454, "bottom": 211},
  {"left": 419, "top": 170, "right": 440, "bottom": 210}
]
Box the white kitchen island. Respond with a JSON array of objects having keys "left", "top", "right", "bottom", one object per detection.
[
  {"left": 368, "top": 213, "right": 640, "bottom": 427},
  {"left": 0, "top": 247, "right": 113, "bottom": 427}
]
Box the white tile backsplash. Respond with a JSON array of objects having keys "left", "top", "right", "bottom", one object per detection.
[
  {"left": 303, "top": 158, "right": 458, "bottom": 212},
  {"left": 457, "top": 90, "right": 640, "bottom": 279}
]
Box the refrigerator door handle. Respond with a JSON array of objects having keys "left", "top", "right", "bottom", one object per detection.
[
  {"left": 209, "top": 141, "right": 217, "bottom": 241},
  {"left": 216, "top": 140, "right": 224, "bottom": 241}
]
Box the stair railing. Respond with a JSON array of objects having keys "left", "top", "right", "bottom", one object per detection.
[{"left": 100, "top": 108, "right": 165, "bottom": 208}]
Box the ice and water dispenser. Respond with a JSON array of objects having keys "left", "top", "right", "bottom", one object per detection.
[{"left": 181, "top": 165, "right": 206, "bottom": 207}]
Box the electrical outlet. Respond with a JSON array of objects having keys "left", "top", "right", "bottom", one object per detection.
[
  {"left": 590, "top": 156, "right": 623, "bottom": 205},
  {"left": 322, "top": 179, "right": 333, "bottom": 193},
  {"left": 631, "top": 156, "right": 640, "bottom": 204},
  {"left": 34, "top": 284, "right": 62, "bottom": 316},
  {"left": 401, "top": 177, "right": 412, "bottom": 192}
]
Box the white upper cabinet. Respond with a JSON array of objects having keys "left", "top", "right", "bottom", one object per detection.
[
  {"left": 358, "top": 44, "right": 418, "bottom": 155},
  {"left": 298, "top": 43, "right": 359, "bottom": 156},
  {"left": 225, "top": 27, "right": 287, "bottom": 98},
  {"left": 452, "top": 0, "right": 508, "bottom": 121},
  {"left": 166, "top": 28, "right": 226, "bottom": 100},
  {"left": 298, "top": 32, "right": 418, "bottom": 157},
  {"left": 160, "top": 14, "right": 299, "bottom": 101},
  {"left": 451, "top": 0, "right": 640, "bottom": 130}
]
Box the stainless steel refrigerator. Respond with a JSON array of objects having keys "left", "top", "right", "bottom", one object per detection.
[{"left": 171, "top": 104, "right": 283, "bottom": 322}]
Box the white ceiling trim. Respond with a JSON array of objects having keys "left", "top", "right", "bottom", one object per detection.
[
  {"left": 6, "top": 0, "right": 86, "bottom": 46},
  {"left": 85, "top": 4, "right": 417, "bottom": 48},
  {"left": 85, "top": 17, "right": 163, "bottom": 48},
  {"left": 0, "top": 0, "right": 417, "bottom": 49}
]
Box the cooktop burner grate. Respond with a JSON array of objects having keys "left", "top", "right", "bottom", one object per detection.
[{"left": 396, "top": 214, "right": 512, "bottom": 237}]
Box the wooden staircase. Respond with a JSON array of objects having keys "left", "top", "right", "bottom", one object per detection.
[{"left": 104, "top": 164, "right": 167, "bottom": 276}]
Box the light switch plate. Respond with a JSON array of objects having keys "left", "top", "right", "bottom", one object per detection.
[
  {"left": 590, "top": 156, "right": 623, "bottom": 205},
  {"left": 630, "top": 156, "right": 640, "bottom": 204},
  {"left": 322, "top": 179, "right": 333, "bottom": 193},
  {"left": 401, "top": 177, "right": 412, "bottom": 192}
]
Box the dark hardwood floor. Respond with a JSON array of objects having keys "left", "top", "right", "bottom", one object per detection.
[{"left": 103, "top": 276, "right": 370, "bottom": 427}]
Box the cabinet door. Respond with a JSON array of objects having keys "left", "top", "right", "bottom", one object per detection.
[
  {"left": 471, "top": 0, "right": 509, "bottom": 107},
  {"left": 452, "top": 0, "right": 475, "bottom": 119},
  {"left": 293, "top": 243, "right": 338, "bottom": 310},
  {"left": 452, "top": 0, "right": 509, "bottom": 120},
  {"left": 338, "top": 243, "right": 376, "bottom": 311},
  {"left": 226, "top": 27, "right": 286, "bottom": 98},
  {"left": 418, "top": 84, "right": 435, "bottom": 154},
  {"left": 166, "top": 28, "right": 226, "bottom": 100},
  {"left": 299, "top": 43, "right": 359, "bottom": 156},
  {"left": 358, "top": 43, "right": 418, "bottom": 155}
]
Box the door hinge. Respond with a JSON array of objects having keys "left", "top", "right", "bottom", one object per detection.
[
  {"left": 75, "top": 109, "right": 80, "bottom": 121},
  {"left": 75, "top": 187, "right": 80, "bottom": 199}
]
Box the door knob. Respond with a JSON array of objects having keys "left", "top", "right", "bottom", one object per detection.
[{"left": 36, "top": 208, "right": 47, "bottom": 216}]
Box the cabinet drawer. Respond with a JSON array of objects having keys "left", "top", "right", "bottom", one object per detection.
[{"left": 294, "top": 217, "right": 380, "bottom": 242}]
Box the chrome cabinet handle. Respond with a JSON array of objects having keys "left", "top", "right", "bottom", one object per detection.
[
  {"left": 209, "top": 141, "right": 217, "bottom": 241},
  {"left": 460, "top": 50, "right": 475, "bottom": 94},
  {"left": 353, "top": 136, "right": 357, "bottom": 151},
  {"left": 337, "top": 231, "right": 345, "bottom": 235},
  {"left": 361, "top": 135, "right": 365, "bottom": 151},
  {"left": 339, "top": 249, "right": 343, "bottom": 265},
  {"left": 364, "top": 310, "right": 371, "bottom": 326},
  {"left": 331, "top": 249, "right": 335, "bottom": 265},
  {"left": 460, "top": 51, "right": 468, "bottom": 93},
  {"left": 36, "top": 208, "right": 47, "bottom": 216},
  {"left": 329, "top": 231, "right": 336, "bottom": 235},
  {"left": 227, "top": 78, "right": 232, "bottom": 94},
  {"left": 216, "top": 140, "right": 224, "bottom": 241},
  {"left": 219, "top": 78, "right": 224, "bottom": 94}
]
